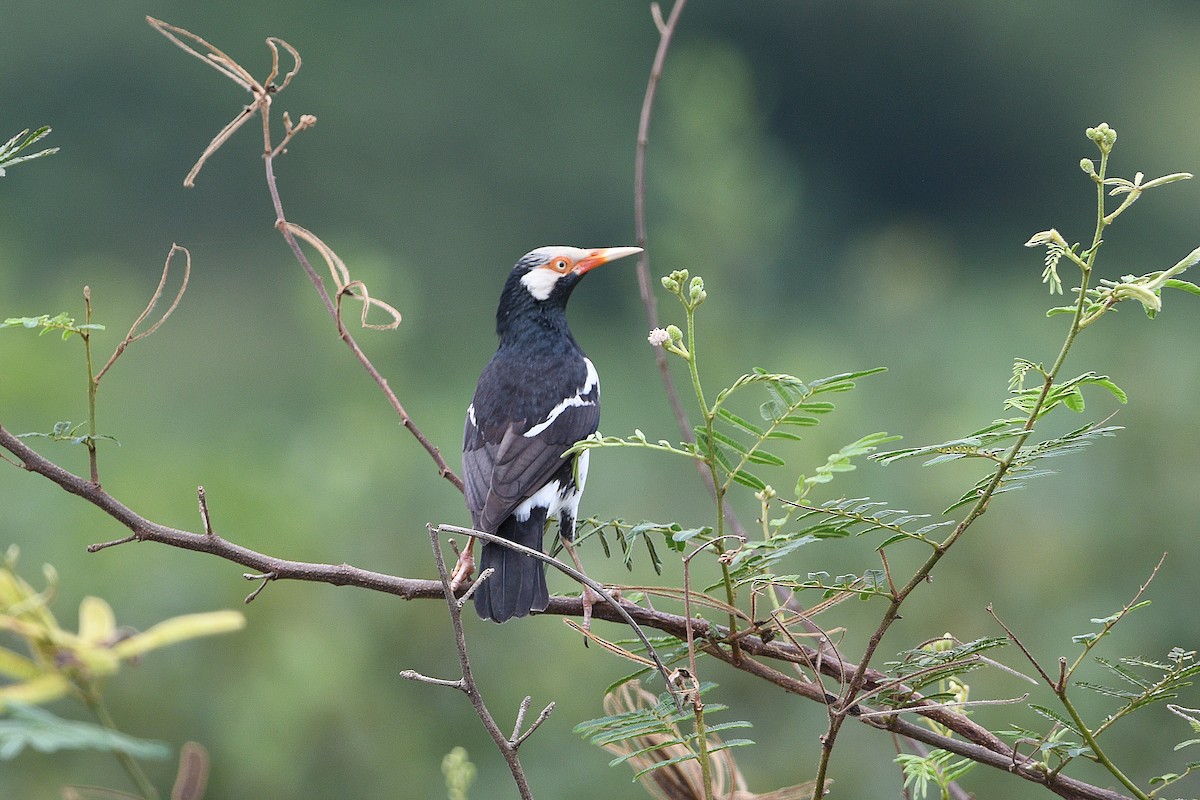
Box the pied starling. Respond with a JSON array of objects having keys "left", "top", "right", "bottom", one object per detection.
[{"left": 461, "top": 245, "right": 641, "bottom": 623}]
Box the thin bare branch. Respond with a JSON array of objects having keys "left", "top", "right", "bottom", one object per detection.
[
  {"left": 197, "top": 485, "right": 214, "bottom": 536},
  {"left": 422, "top": 526, "right": 538, "bottom": 798},
  {"left": 262, "top": 127, "right": 460, "bottom": 492},
  {"left": 398, "top": 670, "right": 463, "bottom": 690},
  {"left": 242, "top": 572, "right": 275, "bottom": 604},
  {"left": 988, "top": 603, "right": 1057, "bottom": 688},
  {"left": 187, "top": 106, "right": 260, "bottom": 188},
  {"left": 511, "top": 703, "right": 555, "bottom": 748},
  {"left": 631, "top": 1, "right": 749, "bottom": 548}
]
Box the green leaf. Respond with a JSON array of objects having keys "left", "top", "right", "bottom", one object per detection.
[
  {"left": 671, "top": 527, "right": 710, "bottom": 546},
  {"left": 706, "top": 428, "right": 750, "bottom": 455},
  {"left": 1075, "top": 681, "right": 1139, "bottom": 700},
  {"left": 1094, "top": 657, "right": 1151, "bottom": 688},
  {"left": 778, "top": 415, "right": 820, "bottom": 427},
  {"left": 730, "top": 469, "right": 766, "bottom": 491},
  {"left": 745, "top": 449, "right": 785, "bottom": 466},
  {"left": 1062, "top": 389, "right": 1085, "bottom": 412},
  {"left": 809, "top": 367, "right": 887, "bottom": 388},
  {"left": 0, "top": 703, "right": 169, "bottom": 760},
  {"left": 1165, "top": 278, "right": 1200, "bottom": 297},
  {"left": 715, "top": 408, "right": 764, "bottom": 437}
]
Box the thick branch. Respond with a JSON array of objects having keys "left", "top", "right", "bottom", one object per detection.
[{"left": 0, "top": 425, "right": 441, "bottom": 600}]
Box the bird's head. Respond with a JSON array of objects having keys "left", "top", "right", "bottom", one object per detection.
[{"left": 496, "top": 245, "right": 642, "bottom": 337}]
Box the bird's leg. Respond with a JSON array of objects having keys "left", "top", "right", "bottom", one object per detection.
[
  {"left": 449, "top": 537, "right": 476, "bottom": 591},
  {"left": 559, "top": 534, "right": 609, "bottom": 632}
]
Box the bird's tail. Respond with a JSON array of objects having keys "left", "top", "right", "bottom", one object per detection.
[{"left": 474, "top": 511, "right": 549, "bottom": 623}]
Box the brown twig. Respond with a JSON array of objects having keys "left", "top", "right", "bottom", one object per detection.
[
  {"left": 634, "top": 0, "right": 691, "bottom": 438},
  {"left": 197, "top": 485, "right": 214, "bottom": 536},
  {"left": 400, "top": 528, "right": 550, "bottom": 799},
  {"left": 632, "top": 1, "right": 750, "bottom": 547},
  {"left": 147, "top": 17, "right": 461, "bottom": 493}
]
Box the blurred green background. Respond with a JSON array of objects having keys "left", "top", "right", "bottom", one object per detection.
[{"left": 3, "top": 2, "right": 1200, "bottom": 797}]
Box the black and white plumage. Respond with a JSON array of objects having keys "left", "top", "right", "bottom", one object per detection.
[{"left": 463, "top": 245, "right": 641, "bottom": 622}]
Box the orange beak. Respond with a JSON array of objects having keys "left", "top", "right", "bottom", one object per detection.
[{"left": 573, "top": 246, "right": 643, "bottom": 275}]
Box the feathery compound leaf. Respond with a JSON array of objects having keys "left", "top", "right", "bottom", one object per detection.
[
  {"left": 1029, "top": 704, "right": 1083, "bottom": 736},
  {"left": 1094, "top": 657, "right": 1152, "bottom": 689},
  {"left": 808, "top": 367, "right": 888, "bottom": 393},
  {"left": 576, "top": 682, "right": 753, "bottom": 783},
  {"left": 0, "top": 127, "right": 59, "bottom": 176},
  {"left": 712, "top": 371, "right": 887, "bottom": 494}
]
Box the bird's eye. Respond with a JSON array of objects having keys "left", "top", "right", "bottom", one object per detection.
[{"left": 553, "top": 259, "right": 569, "bottom": 272}]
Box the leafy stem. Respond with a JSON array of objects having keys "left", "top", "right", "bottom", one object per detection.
[
  {"left": 77, "top": 679, "right": 161, "bottom": 800},
  {"left": 820, "top": 123, "right": 1181, "bottom": 797},
  {"left": 1056, "top": 692, "right": 1149, "bottom": 800},
  {"left": 666, "top": 272, "right": 741, "bottom": 652}
]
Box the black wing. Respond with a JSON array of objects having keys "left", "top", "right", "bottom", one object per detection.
[{"left": 463, "top": 356, "right": 599, "bottom": 532}]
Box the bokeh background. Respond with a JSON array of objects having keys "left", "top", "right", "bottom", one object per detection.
[{"left": 3, "top": 2, "right": 1200, "bottom": 797}]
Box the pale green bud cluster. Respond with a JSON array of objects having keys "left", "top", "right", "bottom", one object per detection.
[
  {"left": 661, "top": 269, "right": 690, "bottom": 294},
  {"left": 1086, "top": 122, "right": 1117, "bottom": 153},
  {"left": 660, "top": 268, "right": 708, "bottom": 310}
]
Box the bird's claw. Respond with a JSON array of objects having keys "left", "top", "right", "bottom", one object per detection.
[
  {"left": 580, "top": 584, "right": 619, "bottom": 633},
  {"left": 449, "top": 548, "right": 476, "bottom": 592}
]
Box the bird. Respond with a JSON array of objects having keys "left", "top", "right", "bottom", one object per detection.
[{"left": 459, "top": 245, "right": 642, "bottom": 623}]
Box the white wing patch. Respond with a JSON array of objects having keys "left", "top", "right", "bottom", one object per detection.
[
  {"left": 512, "top": 449, "right": 589, "bottom": 524},
  {"left": 523, "top": 358, "right": 600, "bottom": 438},
  {"left": 514, "top": 479, "right": 561, "bottom": 522}
]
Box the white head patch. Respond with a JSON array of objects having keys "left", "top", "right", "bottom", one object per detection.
[
  {"left": 517, "top": 246, "right": 592, "bottom": 301},
  {"left": 519, "top": 267, "right": 563, "bottom": 301}
]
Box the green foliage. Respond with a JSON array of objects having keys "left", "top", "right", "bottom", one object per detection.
[
  {"left": 574, "top": 683, "right": 752, "bottom": 780},
  {"left": 576, "top": 122, "right": 1200, "bottom": 798},
  {"left": 895, "top": 748, "right": 976, "bottom": 800},
  {"left": 0, "top": 546, "right": 241, "bottom": 798},
  {"left": 2, "top": 313, "right": 105, "bottom": 340},
  {"left": 0, "top": 703, "right": 168, "bottom": 760},
  {"left": 441, "top": 747, "right": 475, "bottom": 800},
  {"left": 726, "top": 497, "right": 953, "bottom": 591},
  {"left": 0, "top": 545, "right": 245, "bottom": 709},
  {"left": 1079, "top": 648, "right": 1200, "bottom": 735},
  {"left": 1004, "top": 370, "right": 1126, "bottom": 418},
  {"left": 0, "top": 127, "right": 57, "bottom": 177},
  {"left": 574, "top": 518, "right": 716, "bottom": 575},
  {"left": 15, "top": 420, "right": 119, "bottom": 448}
]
